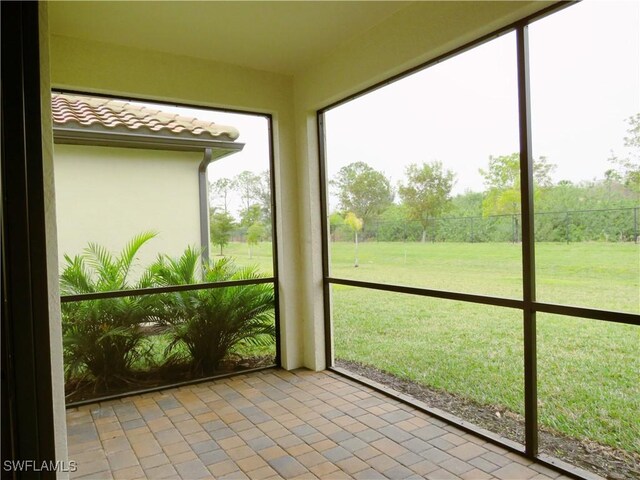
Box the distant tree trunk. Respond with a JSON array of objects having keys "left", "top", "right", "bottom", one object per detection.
[
  {"left": 220, "top": 244, "right": 223, "bottom": 256},
  {"left": 421, "top": 228, "right": 427, "bottom": 243},
  {"left": 354, "top": 232, "right": 359, "bottom": 267}
]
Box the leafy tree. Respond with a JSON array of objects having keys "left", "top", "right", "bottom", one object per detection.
[
  {"left": 535, "top": 180, "right": 581, "bottom": 212},
  {"left": 239, "top": 204, "right": 262, "bottom": 228},
  {"left": 450, "top": 190, "right": 484, "bottom": 217},
  {"left": 209, "top": 178, "right": 234, "bottom": 213},
  {"left": 234, "top": 170, "right": 262, "bottom": 220},
  {"left": 344, "top": 212, "right": 363, "bottom": 267},
  {"left": 328, "top": 212, "right": 345, "bottom": 241},
  {"left": 480, "top": 153, "right": 555, "bottom": 216},
  {"left": 479, "top": 154, "right": 555, "bottom": 243},
  {"left": 625, "top": 113, "right": 640, "bottom": 149},
  {"left": 256, "top": 170, "right": 272, "bottom": 224},
  {"left": 398, "top": 161, "right": 455, "bottom": 242},
  {"left": 247, "top": 222, "right": 265, "bottom": 258},
  {"left": 331, "top": 162, "right": 393, "bottom": 230},
  {"left": 604, "top": 169, "right": 623, "bottom": 184},
  {"left": 210, "top": 211, "right": 235, "bottom": 255},
  {"left": 608, "top": 113, "right": 640, "bottom": 193}
]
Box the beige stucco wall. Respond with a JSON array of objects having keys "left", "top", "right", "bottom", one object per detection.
[
  {"left": 54, "top": 144, "right": 202, "bottom": 273},
  {"left": 48, "top": 1, "right": 555, "bottom": 375},
  {"left": 38, "top": 3, "right": 68, "bottom": 477}
]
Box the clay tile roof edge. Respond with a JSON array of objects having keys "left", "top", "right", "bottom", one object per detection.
[{"left": 51, "top": 93, "right": 241, "bottom": 144}]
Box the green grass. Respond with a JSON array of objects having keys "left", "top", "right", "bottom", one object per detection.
[
  {"left": 330, "top": 241, "right": 639, "bottom": 312},
  {"left": 216, "top": 242, "right": 274, "bottom": 275},
  {"left": 329, "top": 241, "right": 639, "bottom": 453}
]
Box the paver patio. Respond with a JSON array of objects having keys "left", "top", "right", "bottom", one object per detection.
[{"left": 66, "top": 369, "right": 571, "bottom": 479}]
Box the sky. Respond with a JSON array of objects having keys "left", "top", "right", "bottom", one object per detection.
[
  {"left": 135, "top": 0, "right": 639, "bottom": 215},
  {"left": 325, "top": 0, "right": 639, "bottom": 200}
]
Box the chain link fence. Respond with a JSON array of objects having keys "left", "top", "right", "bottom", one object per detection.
[{"left": 330, "top": 207, "right": 639, "bottom": 243}]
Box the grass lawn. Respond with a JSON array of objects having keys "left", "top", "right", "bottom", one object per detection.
[
  {"left": 217, "top": 241, "right": 274, "bottom": 276},
  {"left": 328, "top": 241, "right": 639, "bottom": 454},
  {"left": 330, "top": 241, "right": 639, "bottom": 312}
]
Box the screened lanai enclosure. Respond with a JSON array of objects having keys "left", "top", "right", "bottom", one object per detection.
[
  {"left": 320, "top": 2, "right": 639, "bottom": 478},
  {"left": 3, "top": 1, "right": 638, "bottom": 480}
]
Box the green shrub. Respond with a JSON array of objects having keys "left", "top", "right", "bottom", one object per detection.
[
  {"left": 60, "top": 232, "right": 158, "bottom": 391},
  {"left": 152, "top": 248, "right": 275, "bottom": 375}
]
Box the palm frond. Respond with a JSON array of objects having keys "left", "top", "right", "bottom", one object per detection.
[
  {"left": 118, "top": 231, "right": 158, "bottom": 281},
  {"left": 60, "top": 255, "right": 95, "bottom": 295},
  {"left": 136, "top": 268, "right": 157, "bottom": 290},
  {"left": 84, "top": 242, "right": 119, "bottom": 289}
]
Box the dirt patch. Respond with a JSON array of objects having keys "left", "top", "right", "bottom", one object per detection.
[{"left": 336, "top": 359, "right": 640, "bottom": 480}]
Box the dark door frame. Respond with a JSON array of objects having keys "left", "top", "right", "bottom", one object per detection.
[{"left": 2, "top": 2, "right": 59, "bottom": 477}]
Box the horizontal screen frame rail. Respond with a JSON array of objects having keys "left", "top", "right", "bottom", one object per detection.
[
  {"left": 326, "top": 277, "right": 523, "bottom": 309},
  {"left": 61, "top": 277, "right": 276, "bottom": 303},
  {"left": 326, "top": 277, "right": 639, "bottom": 326}
]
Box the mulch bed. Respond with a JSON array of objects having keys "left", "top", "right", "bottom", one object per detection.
[
  {"left": 65, "top": 355, "right": 274, "bottom": 405},
  {"left": 336, "top": 359, "right": 640, "bottom": 480}
]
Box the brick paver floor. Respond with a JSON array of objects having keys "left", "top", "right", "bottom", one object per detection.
[{"left": 66, "top": 369, "right": 571, "bottom": 479}]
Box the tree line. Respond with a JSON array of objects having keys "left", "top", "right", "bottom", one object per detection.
[
  {"left": 208, "top": 115, "right": 640, "bottom": 253},
  {"left": 209, "top": 170, "right": 271, "bottom": 256},
  {"left": 330, "top": 114, "right": 639, "bottom": 243}
]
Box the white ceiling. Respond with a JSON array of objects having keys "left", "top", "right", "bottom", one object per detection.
[{"left": 49, "top": 1, "right": 412, "bottom": 75}]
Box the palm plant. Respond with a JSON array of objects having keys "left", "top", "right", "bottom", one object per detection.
[
  {"left": 60, "top": 232, "right": 158, "bottom": 391},
  {"left": 152, "top": 247, "right": 275, "bottom": 375}
]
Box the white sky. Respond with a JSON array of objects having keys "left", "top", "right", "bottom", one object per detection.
[
  {"left": 324, "top": 0, "right": 639, "bottom": 201},
  {"left": 135, "top": 0, "right": 639, "bottom": 216}
]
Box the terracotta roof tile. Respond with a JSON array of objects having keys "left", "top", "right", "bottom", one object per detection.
[{"left": 51, "top": 93, "right": 240, "bottom": 141}]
